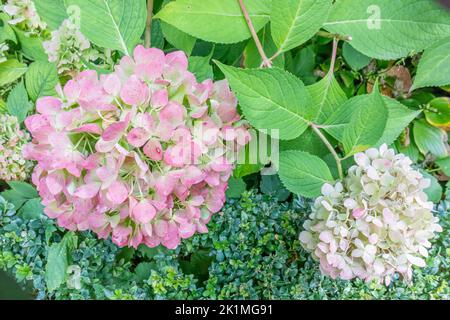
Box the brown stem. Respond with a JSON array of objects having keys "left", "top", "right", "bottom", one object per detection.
[
  {"left": 311, "top": 124, "right": 344, "bottom": 180},
  {"left": 238, "top": 0, "right": 272, "bottom": 68},
  {"left": 145, "top": 0, "right": 154, "bottom": 48}
]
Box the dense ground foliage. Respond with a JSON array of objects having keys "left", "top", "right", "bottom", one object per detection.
[
  {"left": 0, "top": 0, "right": 449, "bottom": 300},
  {"left": 1, "top": 192, "right": 449, "bottom": 299}
]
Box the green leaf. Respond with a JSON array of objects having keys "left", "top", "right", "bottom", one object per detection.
[
  {"left": 279, "top": 150, "right": 334, "bottom": 198},
  {"left": 34, "top": 0, "right": 68, "bottom": 30},
  {"left": 216, "top": 62, "right": 311, "bottom": 140},
  {"left": 412, "top": 38, "right": 450, "bottom": 90},
  {"left": 306, "top": 72, "right": 347, "bottom": 123},
  {"left": 244, "top": 24, "right": 285, "bottom": 69},
  {"left": 271, "top": 0, "right": 332, "bottom": 53},
  {"left": 226, "top": 177, "right": 247, "bottom": 199},
  {"left": 324, "top": 0, "right": 450, "bottom": 60},
  {"left": 0, "top": 13, "right": 17, "bottom": 43},
  {"left": 150, "top": 20, "right": 165, "bottom": 49},
  {"left": 155, "top": 0, "right": 271, "bottom": 44},
  {"left": 342, "top": 89, "right": 388, "bottom": 155},
  {"left": 260, "top": 174, "right": 291, "bottom": 201},
  {"left": 436, "top": 157, "right": 450, "bottom": 176},
  {"left": 7, "top": 181, "right": 39, "bottom": 199},
  {"left": 324, "top": 95, "right": 419, "bottom": 147},
  {"left": 45, "top": 233, "right": 76, "bottom": 292},
  {"left": 376, "top": 99, "right": 421, "bottom": 147},
  {"left": 161, "top": 21, "right": 196, "bottom": 55},
  {"left": 25, "top": 61, "right": 59, "bottom": 101},
  {"left": 421, "top": 171, "right": 443, "bottom": 203},
  {"left": 280, "top": 127, "right": 330, "bottom": 158},
  {"left": 342, "top": 42, "right": 372, "bottom": 71},
  {"left": 19, "top": 198, "right": 44, "bottom": 220},
  {"left": 287, "top": 45, "right": 316, "bottom": 84},
  {"left": 424, "top": 97, "right": 450, "bottom": 129},
  {"left": 188, "top": 55, "right": 213, "bottom": 83},
  {"left": 413, "top": 119, "right": 447, "bottom": 158},
  {"left": 7, "top": 81, "right": 32, "bottom": 123},
  {"left": 0, "top": 59, "right": 27, "bottom": 87},
  {"left": 67, "top": 0, "right": 147, "bottom": 55},
  {"left": 13, "top": 27, "right": 48, "bottom": 61}
]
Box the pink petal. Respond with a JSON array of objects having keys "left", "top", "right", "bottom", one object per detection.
[
  {"left": 120, "top": 75, "right": 149, "bottom": 106},
  {"left": 102, "top": 73, "right": 122, "bottom": 96},
  {"left": 74, "top": 183, "right": 101, "bottom": 199},
  {"left": 151, "top": 89, "right": 168, "bottom": 108},
  {"left": 143, "top": 139, "right": 163, "bottom": 161},
  {"left": 106, "top": 181, "right": 128, "bottom": 205},
  {"left": 127, "top": 127, "right": 149, "bottom": 148},
  {"left": 36, "top": 97, "right": 62, "bottom": 115},
  {"left": 102, "top": 121, "right": 128, "bottom": 141},
  {"left": 132, "top": 199, "right": 156, "bottom": 224}
]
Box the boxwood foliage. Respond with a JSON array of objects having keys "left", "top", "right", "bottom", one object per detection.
[{"left": 0, "top": 192, "right": 449, "bottom": 300}]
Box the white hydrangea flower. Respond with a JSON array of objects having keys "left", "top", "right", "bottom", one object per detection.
[
  {"left": 43, "top": 14, "right": 102, "bottom": 75},
  {"left": 0, "top": 42, "right": 8, "bottom": 63},
  {"left": 299, "top": 144, "right": 442, "bottom": 285},
  {"left": 2, "top": 0, "right": 46, "bottom": 35}
]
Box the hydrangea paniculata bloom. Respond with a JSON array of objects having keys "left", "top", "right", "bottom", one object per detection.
[
  {"left": 299, "top": 144, "right": 442, "bottom": 285},
  {"left": 24, "top": 45, "right": 250, "bottom": 249},
  {"left": 43, "top": 14, "right": 107, "bottom": 75},
  {"left": 2, "top": 0, "right": 46, "bottom": 35},
  {"left": 0, "top": 114, "right": 33, "bottom": 181}
]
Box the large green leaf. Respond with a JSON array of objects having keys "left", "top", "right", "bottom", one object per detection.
[
  {"left": 0, "top": 13, "right": 17, "bottom": 43},
  {"left": 188, "top": 56, "right": 213, "bottom": 83},
  {"left": 421, "top": 170, "right": 443, "bottom": 203},
  {"left": 7, "top": 81, "right": 32, "bottom": 123},
  {"left": 0, "top": 59, "right": 27, "bottom": 87},
  {"left": 436, "top": 156, "right": 450, "bottom": 176},
  {"left": 25, "top": 61, "right": 59, "bottom": 101},
  {"left": 271, "top": 0, "right": 332, "bottom": 53},
  {"left": 306, "top": 72, "right": 347, "bottom": 123},
  {"left": 412, "top": 38, "right": 450, "bottom": 90},
  {"left": 67, "top": 0, "right": 147, "bottom": 55},
  {"left": 34, "top": 0, "right": 68, "bottom": 30},
  {"left": 342, "top": 89, "right": 388, "bottom": 155},
  {"left": 324, "top": 95, "right": 420, "bottom": 147},
  {"left": 216, "top": 62, "right": 311, "bottom": 140},
  {"left": 155, "top": 0, "right": 271, "bottom": 44},
  {"left": 279, "top": 150, "right": 334, "bottom": 198},
  {"left": 280, "top": 127, "right": 330, "bottom": 158},
  {"left": 324, "top": 0, "right": 450, "bottom": 60},
  {"left": 413, "top": 119, "right": 447, "bottom": 158}
]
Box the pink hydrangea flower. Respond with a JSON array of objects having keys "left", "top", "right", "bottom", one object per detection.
[{"left": 24, "top": 45, "right": 250, "bottom": 249}]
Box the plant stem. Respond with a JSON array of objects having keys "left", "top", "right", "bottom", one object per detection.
[
  {"left": 238, "top": 0, "right": 272, "bottom": 68},
  {"left": 311, "top": 124, "right": 344, "bottom": 180},
  {"left": 329, "top": 37, "right": 339, "bottom": 75},
  {"left": 145, "top": 0, "right": 154, "bottom": 48}
]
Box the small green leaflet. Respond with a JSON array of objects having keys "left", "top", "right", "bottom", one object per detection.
[
  {"left": 226, "top": 177, "right": 247, "bottom": 199},
  {"left": 271, "top": 0, "right": 332, "bottom": 53},
  {"left": 279, "top": 150, "right": 334, "bottom": 198},
  {"left": 161, "top": 21, "right": 196, "bottom": 55},
  {"left": 342, "top": 42, "right": 372, "bottom": 71},
  {"left": 421, "top": 171, "right": 443, "bottom": 203},
  {"left": 13, "top": 27, "right": 48, "bottom": 61},
  {"left": 216, "top": 62, "right": 312, "bottom": 140},
  {"left": 7, "top": 81, "right": 32, "bottom": 123},
  {"left": 436, "top": 157, "right": 450, "bottom": 176},
  {"left": 25, "top": 61, "right": 59, "bottom": 101},
  {"left": 0, "top": 59, "right": 27, "bottom": 87},
  {"left": 155, "top": 0, "right": 271, "bottom": 44}
]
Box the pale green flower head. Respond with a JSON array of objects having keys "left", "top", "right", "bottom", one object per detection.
[{"left": 299, "top": 144, "right": 442, "bottom": 285}]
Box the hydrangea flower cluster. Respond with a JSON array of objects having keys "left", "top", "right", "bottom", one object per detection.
[
  {"left": 43, "top": 14, "right": 107, "bottom": 75},
  {"left": 24, "top": 45, "right": 250, "bottom": 249},
  {"left": 299, "top": 144, "right": 442, "bottom": 285},
  {"left": 0, "top": 114, "right": 33, "bottom": 181},
  {"left": 2, "top": 0, "right": 46, "bottom": 35}
]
